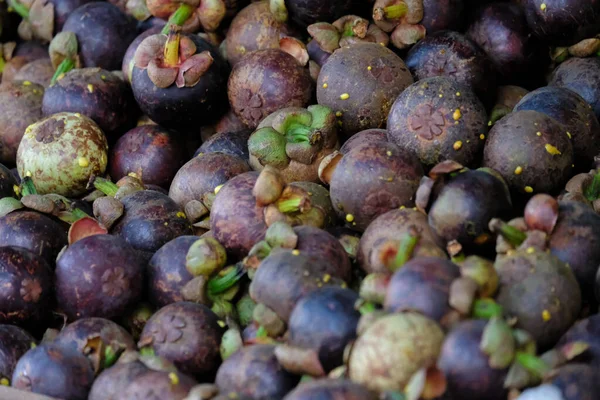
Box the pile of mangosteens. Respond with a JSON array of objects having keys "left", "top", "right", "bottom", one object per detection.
[{"left": 2, "top": 0, "right": 600, "bottom": 399}]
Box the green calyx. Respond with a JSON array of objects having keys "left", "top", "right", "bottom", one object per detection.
[
  {"left": 248, "top": 127, "right": 290, "bottom": 169},
  {"left": 20, "top": 176, "right": 37, "bottom": 196},
  {"left": 472, "top": 298, "right": 504, "bottom": 319},
  {"left": 50, "top": 57, "right": 75, "bottom": 85},
  {"left": 93, "top": 177, "right": 119, "bottom": 197},
  {"left": 207, "top": 263, "right": 246, "bottom": 296},
  {"left": 269, "top": 0, "right": 287, "bottom": 23},
  {"left": 161, "top": 3, "right": 195, "bottom": 35},
  {"left": 490, "top": 219, "right": 526, "bottom": 248},
  {"left": 7, "top": 0, "right": 29, "bottom": 19},
  {"left": 584, "top": 171, "right": 600, "bottom": 201}
]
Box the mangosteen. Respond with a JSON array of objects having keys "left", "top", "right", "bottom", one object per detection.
[
  {"left": 316, "top": 42, "right": 413, "bottom": 137},
  {"left": 370, "top": 0, "right": 427, "bottom": 49},
  {"left": 286, "top": 0, "right": 356, "bottom": 27},
  {"left": 404, "top": 30, "right": 496, "bottom": 104},
  {"left": 0, "top": 163, "right": 16, "bottom": 198},
  {"left": 12, "top": 342, "right": 95, "bottom": 400},
  {"left": 42, "top": 68, "right": 138, "bottom": 140},
  {"left": 54, "top": 318, "right": 135, "bottom": 371},
  {"left": 119, "top": 369, "right": 198, "bottom": 399},
  {"left": 418, "top": 161, "right": 512, "bottom": 251},
  {"left": 248, "top": 105, "right": 339, "bottom": 183},
  {"left": 421, "top": 0, "right": 465, "bottom": 33},
  {"left": 215, "top": 344, "right": 299, "bottom": 399},
  {"left": 228, "top": 48, "right": 313, "bottom": 129},
  {"left": 514, "top": 86, "right": 600, "bottom": 170},
  {"left": 62, "top": 2, "right": 138, "bottom": 71},
  {"left": 122, "top": 26, "right": 163, "bottom": 83},
  {"left": 482, "top": 110, "right": 574, "bottom": 196},
  {"left": 13, "top": 59, "right": 54, "bottom": 87},
  {"left": 339, "top": 128, "right": 388, "bottom": 154},
  {"left": 55, "top": 234, "right": 145, "bottom": 320},
  {"left": 145, "top": 0, "right": 227, "bottom": 34},
  {"left": 284, "top": 379, "right": 378, "bottom": 400},
  {"left": 168, "top": 152, "right": 250, "bottom": 209},
  {"left": 195, "top": 129, "right": 252, "bottom": 160},
  {"left": 138, "top": 301, "right": 224, "bottom": 378},
  {"left": 88, "top": 358, "right": 149, "bottom": 400},
  {"left": 488, "top": 85, "right": 530, "bottom": 125},
  {"left": 466, "top": 3, "right": 546, "bottom": 85},
  {"left": 387, "top": 76, "right": 488, "bottom": 169},
  {"left": 521, "top": 0, "right": 600, "bottom": 46},
  {"left": 358, "top": 208, "right": 447, "bottom": 274},
  {"left": 131, "top": 27, "right": 230, "bottom": 133},
  {"left": 249, "top": 248, "right": 347, "bottom": 322},
  {"left": 110, "top": 125, "right": 187, "bottom": 189},
  {"left": 0, "top": 325, "right": 36, "bottom": 385},
  {"left": 224, "top": 0, "right": 297, "bottom": 66},
  {"left": 325, "top": 140, "right": 424, "bottom": 232},
  {"left": 549, "top": 57, "right": 600, "bottom": 121},
  {"left": 0, "top": 246, "right": 52, "bottom": 326},
  {"left": 519, "top": 363, "right": 600, "bottom": 400},
  {"left": 0, "top": 210, "right": 67, "bottom": 264},
  {"left": 348, "top": 312, "right": 445, "bottom": 392},
  {"left": 287, "top": 286, "right": 360, "bottom": 372},
  {"left": 557, "top": 314, "right": 600, "bottom": 367},
  {"left": 0, "top": 80, "right": 44, "bottom": 166},
  {"left": 16, "top": 112, "right": 108, "bottom": 197}
]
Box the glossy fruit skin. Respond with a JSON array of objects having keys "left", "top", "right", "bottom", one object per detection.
[
  {"left": 0, "top": 211, "right": 67, "bottom": 265},
  {"left": 42, "top": 68, "right": 138, "bottom": 140},
  {"left": 514, "top": 86, "right": 600, "bottom": 170},
  {"left": 228, "top": 49, "right": 314, "bottom": 129},
  {"left": 49, "top": 0, "right": 95, "bottom": 32},
  {"left": 169, "top": 152, "right": 250, "bottom": 208},
  {"left": 557, "top": 314, "right": 600, "bottom": 367},
  {"left": 0, "top": 325, "right": 36, "bottom": 384},
  {"left": 422, "top": 0, "right": 465, "bottom": 33},
  {"left": 437, "top": 319, "right": 508, "bottom": 400},
  {"left": 329, "top": 141, "right": 424, "bottom": 232},
  {"left": 53, "top": 318, "right": 136, "bottom": 357},
  {"left": 283, "top": 379, "right": 378, "bottom": 400},
  {"left": 195, "top": 129, "right": 252, "bottom": 160},
  {"left": 12, "top": 343, "right": 95, "bottom": 400},
  {"left": 0, "top": 246, "right": 53, "bottom": 327},
  {"left": 110, "top": 190, "right": 194, "bottom": 253},
  {"left": 521, "top": 0, "right": 600, "bottom": 46},
  {"left": 62, "top": 2, "right": 138, "bottom": 71},
  {"left": 147, "top": 236, "right": 198, "bottom": 308},
  {"left": 16, "top": 112, "right": 108, "bottom": 197},
  {"left": 317, "top": 43, "right": 413, "bottom": 137},
  {"left": 132, "top": 34, "right": 230, "bottom": 133},
  {"left": 550, "top": 57, "right": 600, "bottom": 121},
  {"left": 88, "top": 360, "right": 149, "bottom": 400},
  {"left": 387, "top": 76, "right": 488, "bottom": 170},
  {"left": 110, "top": 125, "right": 187, "bottom": 189},
  {"left": 339, "top": 129, "right": 387, "bottom": 154},
  {"left": 215, "top": 344, "right": 299, "bottom": 399},
  {"left": 119, "top": 369, "right": 198, "bottom": 400},
  {"left": 55, "top": 234, "right": 145, "bottom": 321},
  {"left": 139, "top": 302, "right": 224, "bottom": 378},
  {"left": 404, "top": 31, "right": 496, "bottom": 105},
  {"left": 288, "top": 287, "right": 360, "bottom": 372}
]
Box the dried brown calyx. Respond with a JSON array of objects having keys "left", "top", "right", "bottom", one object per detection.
[
  {"left": 8, "top": 0, "right": 54, "bottom": 43},
  {"left": 372, "top": 0, "right": 426, "bottom": 49},
  {"left": 559, "top": 158, "right": 600, "bottom": 212},
  {"left": 307, "top": 15, "right": 390, "bottom": 54},
  {"left": 134, "top": 25, "right": 214, "bottom": 89}
]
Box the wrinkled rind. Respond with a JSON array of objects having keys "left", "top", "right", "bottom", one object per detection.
[
  {"left": 228, "top": 49, "right": 314, "bottom": 129},
  {"left": 42, "top": 68, "right": 139, "bottom": 139},
  {"left": 169, "top": 152, "right": 250, "bottom": 208},
  {"left": 139, "top": 301, "right": 223, "bottom": 377},
  {"left": 387, "top": 76, "right": 488, "bottom": 169},
  {"left": 110, "top": 190, "right": 194, "bottom": 253},
  {"left": 0, "top": 81, "right": 44, "bottom": 166},
  {"left": 16, "top": 112, "right": 109, "bottom": 197},
  {"left": 317, "top": 43, "right": 413, "bottom": 137}
]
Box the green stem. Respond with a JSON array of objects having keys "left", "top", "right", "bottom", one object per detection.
[
  {"left": 358, "top": 301, "right": 376, "bottom": 315},
  {"left": 472, "top": 299, "right": 504, "bottom": 319},
  {"left": 494, "top": 221, "right": 526, "bottom": 248},
  {"left": 277, "top": 197, "right": 303, "bottom": 213},
  {"left": 383, "top": 3, "right": 408, "bottom": 19},
  {"left": 139, "top": 347, "right": 155, "bottom": 357},
  {"left": 451, "top": 253, "right": 466, "bottom": 264},
  {"left": 161, "top": 3, "right": 195, "bottom": 35},
  {"left": 50, "top": 58, "right": 75, "bottom": 85},
  {"left": 20, "top": 176, "right": 37, "bottom": 196},
  {"left": 93, "top": 177, "right": 119, "bottom": 197},
  {"left": 515, "top": 352, "right": 550, "bottom": 379},
  {"left": 256, "top": 325, "right": 268, "bottom": 338},
  {"left": 584, "top": 172, "right": 600, "bottom": 201},
  {"left": 0, "top": 55, "right": 5, "bottom": 74},
  {"left": 208, "top": 264, "right": 245, "bottom": 296},
  {"left": 388, "top": 232, "right": 419, "bottom": 272},
  {"left": 72, "top": 208, "right": 89, "bottom": 220},
  {"left": 163, "top": 26, "right": 181, "bottom": 67},
  {"left": 7, "top": 0, "right": 29, "bottom": 19},
  {"left": 103, "top": 346, "right": 121, "bottom": 369}
]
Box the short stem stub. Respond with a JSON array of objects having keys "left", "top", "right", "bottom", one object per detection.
[
  {"left": 388, "top": 231, "right": 419, "bottom": 272},
  {"left": 51, "top": 58, "right": 75, "bottom": 85},
  {"left": 163, "top": 25, "right": 182, "bottom": 67},
  {"left": 7, "top": 0, "right": 30, "bottom": 19},
  {"left": 472, "top": 298, "right": 503, "bottom": 319},
  {"left": 20, "top": 177, "right": 37, "bottom": 196},
  {"left": 93, "top": 177, "right": 119, "bottom": 197},
  {"left": 207, "top": 264, "right": 245, "bottom": 296},
  {"left": 161, "top": 3, "right": 196, "bottom": 35},
  {"left": 584, "top": 172, "right": 600, "bottom": 201},
  {"left": 489, "top": 219, "right": 526, "bottom": 248}
]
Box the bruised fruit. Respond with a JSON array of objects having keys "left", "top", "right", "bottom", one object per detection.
[
  {"left": 327, "top": 140, "right": 424, "bottom": 232},
  {"left": 248, "top": 105, "right": 339, "bottom": 183},
  {"left": 228, "top": 48, "right": 313, "bottom": 129},
  {"left": 387, "top": 76, "right": 488, "bottom": 169},
  {"left": 215, "top": 344, "right": 299, "bottom": 399},
  {"left": 55, "top": 234, "right": 144, "bottom": 320},
  {"left": 482, "top": 110, "right": 574, "bottom": 196},
  {"left": 42, "top": 68, "right": 138, "bottom": 140},
  {"left": 317, "top": 42, "right": 413, "bottom": 137},
  {"left": 0, "top": 80, "right": 44, "bottom": 165},
  {"left": 0, "top": 325, "right": 36, "bottom": 385},
  {"left": 16, "top": 112, "right": 108, "bottom": 197},
  {"left": 12, "top": 342, "right": 95, "bottom": 400},
  {"left": 0, "top": 246, "right": 52, "bottom": 326},
  {"left": 110, "top": 124, "right": 187, "bottom": 189},
  {"left": 138, "top": 301, "right": 223, "bottom": 378}
]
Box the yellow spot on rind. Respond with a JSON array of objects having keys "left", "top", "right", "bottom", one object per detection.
[
  {"left": 453, "top": 141, "right": 463, "bottom": 150},
  {"left": 345, "top": 214, "right": 355, "bottom": 222},
  {"left": 545, "top": 143, "right": 561, "bottom": 155},
  {"left": 542, "top": 310, "right": 551, "bottom": 321},
  {"left": 453, "top": 109, "right": 462, "bottom": 121},
  {"left": 78, "top": 157, "right": 89, "bottom": 167},
  {"left": 340, "top": 93, "right": 350, "bottom": 100},
  {"left": 514, "top": 166, "right": 523, "bottom": 175},
  {"left": 524, "top": 186, "right": 534, "bottom": 193}
]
